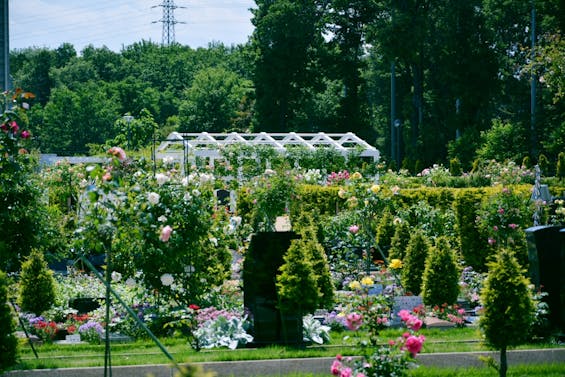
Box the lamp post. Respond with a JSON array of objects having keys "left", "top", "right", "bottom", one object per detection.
[{"left": 394, "top": 119, "right": 401, "bottom": 168}]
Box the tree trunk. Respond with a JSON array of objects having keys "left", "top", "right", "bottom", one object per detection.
[{"left": 499, "top": 346, "right": 507, "bottom": 377}]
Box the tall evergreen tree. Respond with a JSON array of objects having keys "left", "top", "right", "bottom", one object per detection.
[
  {"left": 479, "top": 248, "right": 535, "bottom": 377},
  {"left": 251, "top": 0, "right": 325, "bottom": 132}
]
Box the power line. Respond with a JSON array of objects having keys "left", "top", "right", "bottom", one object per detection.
[{"left": 152, "top": 0, "right": 186, "bottom": 46}]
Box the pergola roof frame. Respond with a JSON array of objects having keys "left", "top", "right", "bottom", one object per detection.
[{"left": 156, "top": 131, "right": 380, "bottom": 175}]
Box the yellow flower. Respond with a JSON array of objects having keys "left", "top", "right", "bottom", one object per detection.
[
  {"left": 349, "top": 280, "right": 361, "bottom": 290},
  {"left": 370, "top": 184, "right": 381, "bottom": 194},
  {"left": 338, "top": 188, "right": 347, "bottom": 199},
  {"left": 390, "top": 259, "right": 403, "bottom": 269},
  {"left": 351, "top": 172, "right": 363, "bottom": 180},
  {"left": 361, "top": 276, "right": 374, "bottom": 286},
  {"left": 347, "top": 196, "right": 358, "bottom": 208}
]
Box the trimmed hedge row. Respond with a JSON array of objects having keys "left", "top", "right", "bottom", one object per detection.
[{"left": 237, "top": 183, "right": 538, "bottom": 271}]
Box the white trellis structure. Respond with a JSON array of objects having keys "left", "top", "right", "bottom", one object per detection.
[{"left": 156, "top": 131, "right": 380, "bottom": 175}]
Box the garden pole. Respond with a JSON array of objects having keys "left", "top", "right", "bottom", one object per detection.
[
  {"left": 78, "top": 255, "right": 183, "bottom": 373},
  {"left": 104, "top": 248, "right": 112, "bottom": 377},
  {"left": 10, "top": 299, "right": 38, "bottom": 359}
]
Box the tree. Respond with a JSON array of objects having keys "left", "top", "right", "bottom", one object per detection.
[
  {"left": 421, "top": 237, "right": 460, "bottom": 307},
  {"left": 401, "top": 229, "right": 430, "bottom": 295},
  {"left": 323, "top": 0, "right": 379, "bottom": 140},
  {"left": 0, "top": 270, "right": 17, "bottom": 371},
  {"left": 18, "top": 249, "right": 56, "bottom": 315},
  {"left": 479, "top": 248, "right": 535, "bottom": 377},
  {"left": 388, "top": 218, "right": 411, "bottom": 261},
  {"left": 178, "top": 67, "right": 253, "bottom": 133},
  {"left": 251, "top": 0, "right": 325, "bottom": 131},
  {"left": 276, "top": 238, "right": 321, "bottom": 315}
]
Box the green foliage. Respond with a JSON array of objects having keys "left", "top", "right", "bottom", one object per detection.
[
  {"left": 449, "top": 158, "right": 462, "bottom": 176},
  {"left": 557, "top": 152, "right": 565, "bottom": 181},
  {"left": 18, "top": 249, "right": 56, "bottom": 315},
  {"left": 276, "top": 238, "right": 321, "bottom": 315},
  {"left": 479, "top": 248, "right": 535, "bottom": 376},
  {"left": 0, "top": 269, "right": 17, "bottom": 371},
  {"left": 388, "top": 219, "right": 411, "bottom": 262},
  {"left": 0, "top": 90, "right": 51, "bottom": 272},
  {"left": 375, "top": 208, "right": 395, "bottom": 250},
  {"left": 476, "top": 119, "right": 528, "bottom": 163},
  {"left": 401, "top": 229, "right": 431, "bottom": 295},
  {"left": 476, "top": 187, "right": 532, "bottom": 268},
  {"left": 178, "top": 66, "right": 253, "bottom": 133},
  {"left": 421, "top": 237, "right": 461, "bottom": 307},
  {"left": 538, "top": 154, "right": 550, "bottom": 176},
  {"left": 293, "top": 213, "right": 334, "bottom": 310},
  {"left": 454, "top": 189, "right": 488, "bottom": 271}
]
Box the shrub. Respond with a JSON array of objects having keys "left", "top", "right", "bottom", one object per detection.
[
  {"left": 18, "top": 249, "right": 56, "bottom": 315},
  {"left": 449, "top": 158, "right": 462, "bottom": 176},
  {"left": 276, "top": 238, "right": 321, "bottom": 314},
  {"left": 454, "top": 189, "right": 488, "bottom": 271},
  {"left": 388, "top": 218, "right": 411, "bottom": 261},
  {"left": 0, "top": 270, "right": 17, "bottom": 371},
  {"left": 421, "top": 237, "right": 460, "bottom": 307},
  {"left": 479, "top": 248, "right": 535, "bottom": 377},
  {"left": 375, "top": 208, "right": 395, "bottom": 251},
  {"left": 557, "top": 151, "right": 565, "bottom": 181},
  {"left": 401, "top": 230, "right": 431, "bottom": 295}
]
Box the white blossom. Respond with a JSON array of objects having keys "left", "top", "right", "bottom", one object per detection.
[
  {"left": 160, "top": 273, "right": 174, "bottom": 286},
  {"left": 147, "top": 192, "right": 160, "bottom": 205},
  {"left": 155, "top": 173, "right": 169, "bottom": 186}
]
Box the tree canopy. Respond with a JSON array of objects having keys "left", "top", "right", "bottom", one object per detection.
[{"left": 8, "top": 0, "right": 564, "bottom": 171}]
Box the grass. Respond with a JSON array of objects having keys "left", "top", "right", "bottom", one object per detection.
[
  {"left": 234, "top": 364, "right": 565, "bottom": 377},
  {"left": 11, "top": 326, "right": 564, "bottom": 371}
]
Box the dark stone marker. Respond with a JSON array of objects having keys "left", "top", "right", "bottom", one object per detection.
[
  {"left": 243, "top": 231, "right": 302, "bottom": 345},
  {"left": 525, "top": 225, "right": 565, "bottom": 332}
]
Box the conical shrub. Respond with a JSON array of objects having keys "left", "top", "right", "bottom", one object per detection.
[
  {"left": 18, "top": 249, "right": 56, "bottom": 315},
  {"left": 422, "top": 237, "right": 460, "bottom": 306}
]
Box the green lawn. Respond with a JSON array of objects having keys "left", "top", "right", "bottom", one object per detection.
[{"left": 12, "top": 327, "right": 563, "bottom": 371}]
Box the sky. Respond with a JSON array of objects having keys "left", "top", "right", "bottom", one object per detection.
[{"left": 9, "top": 0, "right": 256, "bottom": 53}]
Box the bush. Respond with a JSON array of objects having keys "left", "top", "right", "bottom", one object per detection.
[
  {"left": 449, "top": 158, "right": 462, "bottom": 176},
  {"left": 421, "top": 237, "right": 460, "bottom": 307},
  {"left": 18, "top": 249, "right": 56, "bottom": 315},
  {"left": 479, "top": 248, "right": 535, "bottom": 377},
  {"left": 376, "top": 208, "right": 395, "bottom": 251},
  {"left": 388, "top": 219, "right": 411, "bottom": 261},
  {"left": 401, "top": 230, "right": 431, "bottom": 295},
  {"left": 557, "top": 151, "right": 565, "bottom": 181},
  {"left": 0, "top": 269, "right": 17, "bottom": 371},
  {"left": 276, "top": 238, "right": 321, "bottom": 314},
  {"left": 454, "top": 189, "right": 487, "bottom": 271}
]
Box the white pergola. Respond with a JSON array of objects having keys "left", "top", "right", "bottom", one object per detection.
[{"left": 156, "top": 131, "right": 380, "bottom": 174}]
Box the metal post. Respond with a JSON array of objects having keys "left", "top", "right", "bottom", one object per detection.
[
  {"left": 391, "top": 61, "right": 396, "bottom": 168},
  {"left": 530, "top": 1, "right": 537, "bottom": 158}
]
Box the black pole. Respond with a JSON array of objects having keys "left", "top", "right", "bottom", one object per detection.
[
  {"left": 530, "top": 1, "right": 537, "bottom": 158},
  {"left": 104, "top": 247, "right": 112, "bottom": 377},
  {"left": 78, "top": 255, "right": 182, "bottom": 373},
  {"left": 10, "top": 299, "right": 38, "bottom": 359}
]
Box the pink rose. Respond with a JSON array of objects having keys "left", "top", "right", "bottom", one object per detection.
[
  {"left": 160, "top": 225, "right": 173, "bottom": 242},
  {"left": 488, "top": 238, "right": 496, "bottom": 245},
  {"left": 509, "top": 223, "right": 518, "bottom": 229},
  {"left": 406, "top": 315, "right": 423, "bottom": 331},
  {"left": 405, "top": 335, "right": 425, "bottom": 356},
  {"left": 21, "top": 130, "right": 31, "bottom": 139},
  {"left": 398, "top": 309, "right": 411, "bottom": 322},
  {"left": 331, "top": 360, "right": 342, "bottom": 375},
  {"left": 340, "top": 367, "right": 352, "bottom": 377},
  {"left": 9, "top": 121, "right": 19, "bottom": 132},
  {"left": 349, "top": 225, "right": 359, "bottom": 234},
  {"left": 345, "top": 312, "right": 363, "bottom": 331}
]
